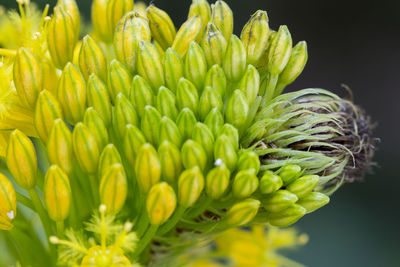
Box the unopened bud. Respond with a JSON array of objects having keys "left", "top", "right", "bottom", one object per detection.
[
  {"left": 237, "top": 151, "right": 260, "bottom": 173},
  {"left": 181, "top": 140, "right": 207, "bottom": 171},
  {"left": 122, "top": 124, "right": 146, "bottom": 167},
  {"left": 261, "top": 189, "right": 298, "bottom": 213},
  {"left": 188, "top": 0, "right": 211, "bottom": 42},
  {"left": 224, "top": 198, "right": 260, "bottom": 227},
  {"left": 192, "top": 122, "right": 215, "bottom": 161},
  {"left": 141, "top": 106, "right": 162, "bottom": 146},
  {"left": 47, "top": 119, "right": 73, "bottom": 174},
  {"left": 232, "top": 169, "right": 259, "bottom": 199},
  {"left": 147, "top": 182, "right": 177, "bottom": 225},
  {"left": 267, "top": 25, "right": 293, "bottom": 75},
  {"left": 184, "top": 42, "right": 208, "bottom": 90},
  {"left": 204, "top": 108, "right": 223, "bottom": 137},
  {"left": 135, "top": 143, "right": 161, "bottom": 193},
  {"left": 137, "top": 41, "right": 165, "bottom": 91},
  {"left": 113, "top": 93, "right": 139, "bottom": 139},
  {"left": 225, "top": 89, "right": 249, "bottom": 129},
  {"left": 83, "top": 108, "right": 109, "bottom": 150},
  {"left": 278, "top": 164, "right": 302, "bottom": 185},
  {"left": 130, "top": 75, "right": 154, "bottom": 117},
  {"left": 200, "top": 23, "right": 227, "bottom": 67},
  {"left": 214, "top": 134, "right": 237, "bottom": 171},
  {"left": 286, "top": 175, "right": 319, "bottom": 199},
  {"left": 259, "top": 171, "right": 282, "bottom": 194},
  {"left": 159, "top": 117, "right": 182, "bottom": 148},
  {"left": 107, "top": 60, "right": 132, "bottom": 102},
  {"left": 176, "top": 78, "right": 199, "bottom": 115},
  {"left": 98, "top": 144, "right": 122, "bottom": 178},
  {"left": 237, "top": 65, "right": 260, "bottom": 105},
  {"left": 297, "top": 192, "right": 330, "bottom": 213},
  {"left": 57, "top": 0, "right": 80, "bottom": 35},
  {"left": 198, "top": 86, "right": 223, "bottom": 121},
  {"left": 72, "top": 123, "right": 100, "bottom": 174},
  {"left": 44, "top": 165, "right": 71, "bottom": 221},
  {"left": 172, "top": 16, "right": 202, "bottom": 57},
  {"left": 156, "top": 87, "right": 178, "bottom": 120},
  {"left": 206, "top": 163, "right": 230, "bottom": 199},
  {"left": 218, "top": 124, "right": 239, "bottom": 151},
  {"left": 164, "top": 48, "right": 184, "bottom": 93},
  {"left": 178, "top": 167, "right": 204, "bottom": 207},
  {"left": 87, "top": 74, "right": 112, "bottom": 126},
  {"left": 267, "top": 204, "right": 306, "bottom": 227},
  {"left": 6, "top": 130, "right": 37, "bottom": 189},
  {"left": 79, "top": 35, "right": 107, "bottom": 81},
  {"left": 211, "top": 0, "right": 233, "bottom": 40},
  {"left": 204, "top": 65, "right": 227, "bottom": 98},
  {"left": 147, "top": 5, "right": 176, "bottom": 50},
  {"left": 158, "top": 140, "right": 183, "bottom": 184},
  {"left": 0, "top": 174, "right": 17, "bottom": 230},
  {"left": 176, "top": 108, "right": 197, "bottom": 141}
]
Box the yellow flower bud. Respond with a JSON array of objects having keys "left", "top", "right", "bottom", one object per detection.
[
  {"left": 137, "top": 41, "right": 165, "bottom": 91},
  {"left": 198, "top": 86, "right": 223, "bottom": 121},
  {"left": 164, "top": 48, "right": 184, "bottom": 93},
  {"left": 113, "top": 93, "right": 139, "bottom": 139},
  {"left": 122, "top": 124, "right": 146, "bottom": 167},
  {"left": 267, "top": 204, "right": 306, "bottom": 227},
  {"left": 114, "top": 12, "right": 151, "bottom": 73},
  {"left": 218, "top": 124, "right": 239, "bottom": 151},
  {"left": 47, "top": 119, "right": 73, "bottom": 174},
  {"left": 141, "top": 106, "right": 162, "bottom": 147},
  {"left": 184, "top": 42, "right": 208, "bottom": 90},
  {"left": 146, "top": 182, "right": 177, "bottom": 225},
  {"left": 259, "top": 171, "right": 282, "bottom": 194},
  {"left": 278, "top": 164, "right": 302, "bottom": 185},
  {"left": 87, "top": 74, "right": 112, "bottom": 126},
  {"left": 297, "top": 192, "right": 330, "bottom": 213},
  {"left": 34, "top": 90, "right": 63, "bottom": 143},
  {"left": 204, "top": 108, "right": 223, "bottom": 138},
  {"left": 156, "top": 87, "right": 178, "bottom": 120},
  {"left": 223, "top": 35, "right": 247, "bottom": 82},
  {"left": 135, "top": 143, "right": 161, "bottom": 193},
  {"left": 47, "top": 6, "right": 77, "bottom": 69},
  {"left": 107, "top": 60, "right": 132, "bottom": 102},
  {"left": 83, "top": 107, "right": 109, "bottom": 150},
  {"left": 6, "top": 130, "right": 37, "bottom": 189},
  {"left": 99, "top": 163, "right": 128, "bottom": 214},
  {"left": 211, "top": 0, "right": 233, "bottom": 40},
  {"left": 192, "top": 122, "right": 215, "bottom": 161},
  {"left": 0, "top": 174, "right": 17, "bottom": 231},
  {"left": 225, "top": 89, "right": 249, "bottom": 129},
  {"left": 240, "top": 10, "right": 270, "bottom": 66},
  {"left": 41, "top": 60, "right": 59, "bottom": 96},
  {"left": 237, "top": 151, "right": 260, "bottom": 173},
  {"left": 286, "top": 175, "right": 319, "bottom": 199},
  {"left": 237, "top": 65, "right": 260, "bottom": 105},
  {"left": 178, "top": 167, "right": 204, "bottom": 208},
  {"left": 176, "top": 78, "right": 199, "bottom": 115},
  {"left": 204, "top": 64, "right": 227, "bottom": 98},
  {"left": 98, "top": 144, "right": 122, "bottom": 178},
  {"left": 232, "top": 169, "right": 259, "bottom": 199},
  {"left": 158, "top": 140, "right": 182, "bottom": 184},
  {"left": 79, "top": 35, "right": 107, "bottom": 81},
  {"left": 181, "top": 139, "right": 207, "bottom": 172},
  {"left": 44, "top": 165, "right": 71, "bottom": 221},
  {"left": 72, "top": 122, "right": 100, "bottom": 174},
  {"left": 172, "top": 15, "right": 202, "bottom": 57},
  {"left": 176, "top": 108, "right": 197, "bottom": 141},
  {"left": 267, "top": 25, "right": 293, "bottom": 75},
  {"left": 57, "top": 0, "right": 80, "bottom": 35},
  {"left": 206, "top": 163, "right": 230, "bottom": 199},
  {"left": 188, "top": 0, "right": 211, "bottom": 40},
  {"left": 13, "top": 48, "right": 43, "bottom": 108},
  {"left": 159, "top": 116, "right": 182, "bottom": 148},
  {"left": 130, "top": 75, "right": 155, "bottom": 117},
  {"left": 214, "top": 134, "right": 237, "bottom": 171},
  {"left": 224, "top": 198, "right": 260, "bottom": 227},
  {"left": 200, "top": 23, "right": 227, "bottom": 67},
  {"left": 261, "top": 189, "right": 298, "bottom": 213},
  {"left": 57, "top": 63, "right": 87, "bottom": 125},
  {"left": 146, "top": 5, "right": 176, "bottom": 50}
]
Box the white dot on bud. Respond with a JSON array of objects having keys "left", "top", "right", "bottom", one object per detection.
[
  {"left": 124, "top": 222, "right": 133, "bottom": 232},
  {"left": 49, "top": 236, "right": 59, "bottom": 244},
  {"left": 215, "top": 158, "right": 223, "bottom": 166},
  {"left": 99, "top": 204, "right": 107, "bottom": 213},
  {"left": 6, "top": 210, "right": 14, "bottom": 219}
]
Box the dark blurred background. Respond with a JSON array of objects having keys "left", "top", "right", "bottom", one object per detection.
[{"left": 2, "top": 0, "right": 399, "bottom": 266}]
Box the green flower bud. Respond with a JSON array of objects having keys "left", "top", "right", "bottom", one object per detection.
[
  {"left": 198, "top": 86, "right": 223, "bottom": 121},
  {"left": 159, "top": 117, "right": 182, "bottom": 148},
  {"left": 224, "top": 198, "right": 260, "bottom": 227},
  {"left": 188, "top": 0, "right": 211, "bottom": 41},
  {"left": 147, "top": 182, "right": 177, "bottom": 225},
  {"left": 192, "top": 122, "right": 215, "bottom": 161},
  {"left": 114, "top": 12, "right": 151, "bottom": 73},
  {"left": 135, "top": 143, "right": 161, "bottom": 193},
  {"left": 214, "top": 134, "right": 237, "bottom": 171},
  {"left": 176, "top": 78, "right": 199, "bottom": 115},
  {"left": 259, "top": 171, "right": 282, "bottom": 194},
  {"left": 261, "top": 189, "right": 298, "bottom": 213},
  {"left": 13, "top": 48, "right": 43, "bottom": 109},
  {"left": 267, "top": 204, "right": 306, "bottom": 227},
  {"left": 0, "top": 173, "right": 17, "bottom": 231},
  {"left": 240, "top": 10, "right": 270, "bottom": 66},
  {"left": 57, "top": 63, "right": 86, "bottom": 125},
  {"left": 83, "top": 107, "right": 109, "bottom": 150},
  {"left": 237, "top": 151, "right": 260, "bottom": 173},
  {"left": 286, "top": 175, "right": 319, "bottom": 199},
  {"left": 47, "top": 119, "right": 73, "bottom": 174},
  {"left": 178, "top": 167, "right": 204, "bottom": 207},
  {"left": 200, "top": 23, "right": 227, "bottom": 67},
  {"left": 184, "top": 42, "right": 208, "bottom": 90},
  {"left": 164, "top": 48, "right": 184, "bottom": 93},
  {"left": 72, "top": 123, "right": 100, "bottom": 174},
  {"left": 181, "top": 140, "right": 207, "bottom": 171},
  {"left": 237, "top": 65, "right": 260, "bottom": 105},
  {"left": 206, "top": 163, "right": 230, "bottom": 199},
  {"left": 211, "top": 0, "right": 233, "bottom": 40},
  {"left": 87, "top": 74, "right": 112, "bottom": 126},
  {"left": 278, "top": 164, "right": 302, "bottom": 185},
  {"left": 98, "top": 144, "right": 122, "bottom": 178},
  {"left": 107, "top": 60, "right": 132, "bottom": 102},
  {"left": 44, "top": 165, "right": 71, "bottom": 221},
  {"left": 158, "top": 140, "right": 183, "bottom": 184},
  {"left": 122, "top": 124, "right": 146, "bottom": 167},
  {"left": 172, "top": 15, "right": 202, "bottom": 57},
  {"left": 130, "top": 75, "right": 155, "bottom": 117},
  {"left": 113, "top": 93, "right": 139, "bottom": 139},
  {"left": 137, "top": 41, "right": 165, "bottom": 91},
  {"left": 34, "top": 90, "right": 63, "bottom": 143},
  {"left": 176, "top": 108, "right": 197, "bottom": 141},
  {"left": 223, "top": 35, "right": 247, "bottom": 82},
  {"left": 233, "top": 169, "right": 259, "bottom": 199},
  {"left": 6, "top": 130, "right": 37, "bottom": 189},
  {"left": 99, "top": 163, "right": 128, "bottom": 214},
  {"left": 204, "top": 108, "right": 224, "bottom": 137},
  {"left": 146, "top": 5, "right": 176, "bottom": 50},
  {"left": 204, "top": 65, "right": 227, "bottom": 98},
  {"left": 57, "top": 0, "right": 80, "bottom": 35},
  {"left": 141, "top": 106, "right": 162, "bottom": 147},
  {"left": 297, "top": 192, "right": 330, "bottom": 213},
  {"left": 218, "top": 123, "right": 239, "bottom": 151},
  {"left": 225, "top": 89, "right": 249, "bottom": 129},
  {"left": 156, "top": 87, "right": 178, "bottom": 120},
  {"left": 47, "top": 6, "right": 77, "bottom": 69},
  {"left": 79, "top": 35, "right": 107, "bottom": 81},
  {"left": 267, "top": 25, "right": 293, "bottom": 75},
  {"left": 275, "top": 41, "right": 308, "bottom": 96}
]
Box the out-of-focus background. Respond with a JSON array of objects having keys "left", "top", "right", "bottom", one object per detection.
[{"left": 1, "top": 0, "right": 399, "bottom": 266}]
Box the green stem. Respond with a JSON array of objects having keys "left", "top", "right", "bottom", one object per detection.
[
  {"left": 28, "top": 188, "right": 54, "bottom": 238},
  {"left": 56, "top": 220, "right": 64, "bottom": 236},
  {"left": 261, "top": 73, "right": 279, "bottom": 106},
  {"left": 185, "top": 198, "right": 212, "bottom": 219},
  {"left": 136, "top": 204, "right": 149, "bottom": 238},
  {"left": 134, "top": 224, "right": 159, "bottom": 258},
  {"left": 89, "top": 174, "right": 100, "bottom": 206},
  {"left": 157, "top": 206, "right": 186, "bottom": 235},
  {"left": 16, "top": 192, "right": 34, "bottom": 210}
]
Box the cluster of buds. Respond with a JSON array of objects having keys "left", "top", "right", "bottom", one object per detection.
[{"left": 0, "top": 0, "right": 376, "bottom": 265}]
